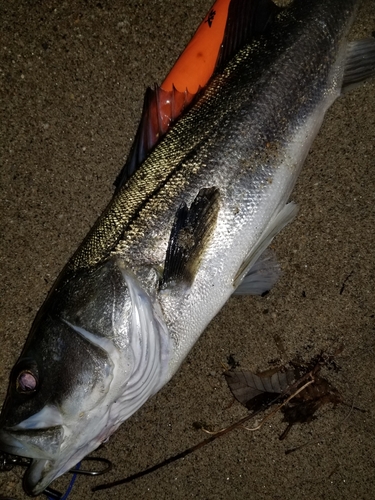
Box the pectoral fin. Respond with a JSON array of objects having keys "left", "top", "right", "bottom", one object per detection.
[{"left": 161, "top": 187, "right": 220, "bottom": 288}]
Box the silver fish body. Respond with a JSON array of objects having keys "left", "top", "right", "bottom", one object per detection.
[{"left": 0, "top": 0, "right": 373, "bottom": 495}]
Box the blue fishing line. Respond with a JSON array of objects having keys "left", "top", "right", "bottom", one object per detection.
[{"left": 47, "top": 462, "right": 81, "bottom": 500}]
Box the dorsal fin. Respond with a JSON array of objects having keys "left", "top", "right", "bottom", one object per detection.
[
  {"left": 115, "top": 0, "right": 280, "bottom": 192},
  {"left": 115, "top": 85, "right": 196, "bottom": 186},
  {"left": 215, "top": 0, "right": 280, "bottom": 72},
  {"left": 161, "top": 0, "right": 280, "bottom": 92}
]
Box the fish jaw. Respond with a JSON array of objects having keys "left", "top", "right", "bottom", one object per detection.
[
  {"left": 0, "top": 424, "right": 69, "bottom": 496},
  {"left": 0, "top": 419, "right": 107, "bottom": 495},
  {"left": 24, "top": 460, "right": 55, "bottom": 496}
]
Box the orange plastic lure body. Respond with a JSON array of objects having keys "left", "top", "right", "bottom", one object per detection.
[
  {"left": 162, "top": 0, "right": 231, "bottom": 94},
  {"left": 116, "top": 0, "right": 238, "bottom": 190}
]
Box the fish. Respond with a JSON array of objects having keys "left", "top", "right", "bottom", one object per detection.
[{"left": 0, "top": 0, "right": 374, "bottom": 495}]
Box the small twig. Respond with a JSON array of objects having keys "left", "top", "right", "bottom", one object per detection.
[
  {"left": 340, "top": 400, "right": 366, "bottom": 413},
  {"left": 340, "top": 270, "right": 353, "bottom": 295},
  {"left": 328, "top": 464, "right": 340, "bottom": 479}
]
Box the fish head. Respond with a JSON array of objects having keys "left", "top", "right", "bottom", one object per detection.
[
  {"left": 0, "top": 260, "right": 170, "bottom": 495},
  {"left": 0, "top": 307, "right": 120, "bottom": 495}
]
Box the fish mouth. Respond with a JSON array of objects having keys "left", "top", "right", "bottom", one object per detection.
[
  {"left": 0, "top": 425, "right": 64, "bottom": 459},
  {"left": 0, "top": 426, "right": 65, "bottom": 495},
  {"left": 22, "top": 458, "right": 61, "bottom": 496}
]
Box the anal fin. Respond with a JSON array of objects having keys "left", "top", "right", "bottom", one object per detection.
[
  {"left": 161, "top": 187, "right": 220, "bottom": 288},
  {"left": 233, "top": 248, "right": 280, "bottom": 296},
  {"left": 233, "top": 202, "right": 298, "bottom": 290},
  {"left": 342, "top": 37, "right": 375, "bottom": 92}
]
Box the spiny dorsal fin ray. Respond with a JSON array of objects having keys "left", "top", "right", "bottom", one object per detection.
[
  {"left": 115, "top": 0, "right": 281, "bottom": 192},
  {"left": 161, "top": 187, "right": 220, "bottom": 288},
  {"left": 115, "top": 85, "right": 196, "bottom": 190},
  {"left": 215, "top": 0, "right": 280, "bottom": 72}
]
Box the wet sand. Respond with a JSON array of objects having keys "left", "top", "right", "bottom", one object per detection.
[{"left": 0, "top": 1, "right": 374, "bottom": 499}]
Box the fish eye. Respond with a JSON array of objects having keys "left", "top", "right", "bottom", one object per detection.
[{"left": 16, "top": 369, "right": 38, "bottom": 393}]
